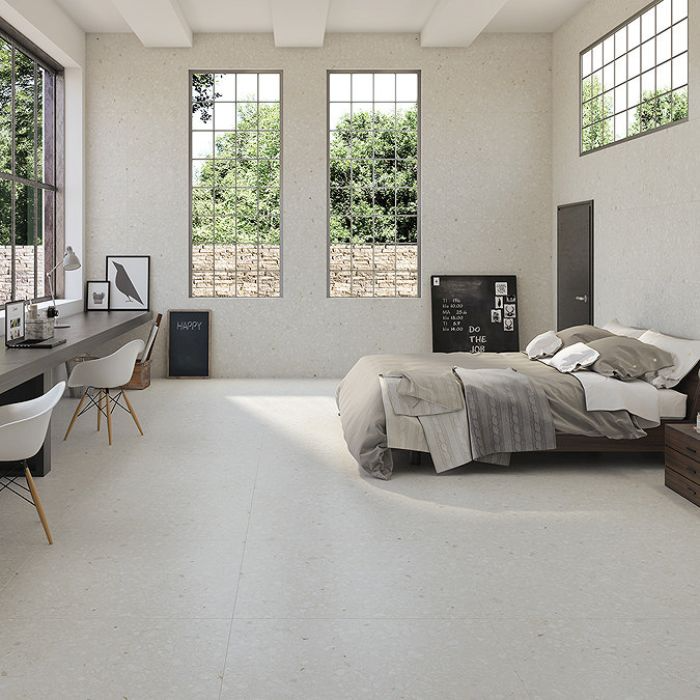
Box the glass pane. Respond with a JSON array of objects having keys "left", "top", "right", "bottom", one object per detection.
[
  {"left": 591, "top": 43, "right": 603, "bottom": 71},
  {"left": 614, "top": 112, "right": 627, "bottom": 140},
  {"left": 192, "top": 131, "right": 213, "bottom": 158},
  {"left": 236, "top": 73, "right": 257, "bottom": 101},
  {"left": 672, "top": 19, "right": 688, "bottom": 56},
  {"left": 628, "top": 18, "right": 641, "bottom": 49},
  {"left": 603, "top": 36, "right": 614, "bottom": 65},
  {"left": 329, "top": 73, "right": 351, "bottom": 101},
  {"left": 374, "top": 73, "right": 395, "bottom": 101},
  {"left": 614, "top": 56, "right": 627, "bottom": 86},
  {"left": 671, "top": 87, "right": 688, "bottom": 121},
  {"left": 640, "top": 7, "right": 655, "bottom": 42},
  {"left": 14, "top": 49, "right": 35, "bottom": 181},
  {"left": 396, "top": 73, "right": 418, "bottom": 101},
  {"left": 14, "top": 183, "right": 36, "bottom": 300},
  {"left": 672, "top": 53, "right": 688, "bottom": 89},
  {"left": 192, "top": 73, "right": 215, "bottom": 127},
  {"left": 627, "top": 46, "right": 641, "bottom": 78},
  {"left": 614, "top": 28, "right": 627, "bottom": 58},
  {"left": 657, "top": 28, "right": 672, "bottom": 63},
  {"left": 581, "top": 50, "right": 592, "bottom": 77},
  {"left": 258, "top": 73, "right": 279, "bottom": 102},
  {"left": 656, "top": 60, "right": 671, "bottom": 93},
  {"left": 214, "top": 73, "right": 235, "bottom": 101},
  {"left": 641, "top": 39, "right": 655, "bottom": 73},
  {"left": 330, "top": 102, "right": 351, "bottom": 129},
  {"left": 192, "top": 244, "right": 214, "bottom": 297},
  {"left": 672, "top": 0, "right": 688, "bottom": 23},
  {"left": 352, "top": 73, "right": 372, "bottom": 101},
  {"left": 614, "top": 84, "right": 627, "bottom": 113},
  {"left": 37, "top": 187, "right": 49, "bottom": 298},
  {"left": 192, "top": 189, "right": 214, "bottom": 244},
  {"left": 0, "top": 40, "right": 11, "bottom": 174},
  {"left": 214, "top": 102, "right": 236, "bottom": 130},
  {"left": 603, "top": 63, "right": 614, "bottom": 92},
  {"left": 628, "top": 76, "right": 641, "bottom": 107},
  {"left": 236, "top": 102, "right": 257, "bottom": 129},
  {"left": 258, "top": 102, "right": 280, "bottom": 130},
  {"left": 641, "top": 69, "right": 655, "bottom": 96},
  {"left": 657, "top": 0, "right": 672, "bottom": 31}
]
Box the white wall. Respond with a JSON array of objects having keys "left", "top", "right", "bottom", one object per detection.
[
  {"left": 552, "top": 0, "right": 700, "bottom": 339},
  {"left": 86, "top": 32, "right": 553, "bottom": 377}
]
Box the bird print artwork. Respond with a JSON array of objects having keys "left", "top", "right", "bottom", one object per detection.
[{"left": 111, "top": 261, "right": 144, "bottom": 305}]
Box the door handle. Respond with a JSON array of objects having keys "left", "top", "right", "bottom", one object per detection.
[{"left": 575, "top": 295, "right": 589, "bottom": 303}]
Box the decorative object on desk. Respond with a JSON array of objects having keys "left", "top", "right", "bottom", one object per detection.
[
  {"left": 106, "top": 255, "right": 150, "bottom": 311},
  {"left": 431, "top": 275, "right": 519, "bottom": 353},
  {"left": 167, "top": 309, "right": 211, "bottom": 378},
  {"left": 123, "top": 313, "right": 163, "bottom": 391},
  {"left": 4, "top": 300, "right": 65, "bottom": 348},
  {"left": 46, "top": 247, "right": 81, "bottom": 327},
  {"left": 85, "top": 280, "right": 111, "bottom": 311},
  {"left": 25, "top": 306, "right": 55, "bottom": 340}
]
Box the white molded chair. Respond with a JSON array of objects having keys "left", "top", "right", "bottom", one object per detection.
[
  {"left": 0, "top": 381, "right": 66, "bottom": 544},
  {"left": 64, "top": 339, "right": 145, "bottom": 446}
]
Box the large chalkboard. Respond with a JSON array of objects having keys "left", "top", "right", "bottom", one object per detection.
[
  {"left": 168, "top": 310, "right": 211, "bottom": 377},
  {"left": 431, "top": 275, "right": 519, "bottom": 353}
]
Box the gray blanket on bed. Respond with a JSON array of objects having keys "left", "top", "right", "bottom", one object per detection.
[
  {"left": 454, "top": 367, "right": 556, "bottom": 466},
  {"left": 336, "top": 352, "right": 647, "bottom": 480}
]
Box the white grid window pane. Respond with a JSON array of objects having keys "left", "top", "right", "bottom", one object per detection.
[
  {"left": 190, "top": 72, "right": 281, "bottom": 298},
  {"left": 580, "top": 0, "right": 688, "bottom": 153},
  {"left": 328, "top": 72, "right": 419, "bottom": 298}
]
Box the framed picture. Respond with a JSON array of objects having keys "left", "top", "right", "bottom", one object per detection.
[
  {"left": 106, "top": 255, "right": 150, "bottom": 311},
  {"left": 85, "top": 280, "right": 110, "bottom": 311}
]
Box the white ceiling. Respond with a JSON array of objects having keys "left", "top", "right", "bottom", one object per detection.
[{"left": 54, "top": 0, "right": 591, "bottom": 47}]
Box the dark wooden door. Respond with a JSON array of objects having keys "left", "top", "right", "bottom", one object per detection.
[{"left": 557, "top": 201, "right": 593, "bottom": 330}]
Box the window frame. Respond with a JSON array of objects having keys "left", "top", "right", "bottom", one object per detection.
[
  {"left": 579, "top": 0, "right": 689, "bottom": 156},
  {"left": 188, "top": 69, "right": 284, "bottom": 299},
  {"left": 326, "top": 69, "right": 422, "bottom": 299},
  {"left": 0, "top": 19, "right": 62, "bottom": 304}
]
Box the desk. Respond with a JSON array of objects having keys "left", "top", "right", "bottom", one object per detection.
[{"left": 0, "top": 310, "right": 153, "bottom": 476}]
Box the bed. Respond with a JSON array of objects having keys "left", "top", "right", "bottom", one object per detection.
[{"left": 336, "top": 349, "right": 700, "bottom": 480}]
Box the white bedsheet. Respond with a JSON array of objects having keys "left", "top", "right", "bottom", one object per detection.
[
  {"left": 658, "top": 389, "right": 687, "bottom": 419},
  {"left": 573, "top": 371, "right": 661, "bottom": 426}
]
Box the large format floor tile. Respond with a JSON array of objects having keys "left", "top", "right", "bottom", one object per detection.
[{"left": 0, "top": 378, "right": 698, "bottom": 699}]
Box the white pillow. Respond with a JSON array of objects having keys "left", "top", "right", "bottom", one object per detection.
[
  {"left": 541, "top": 342, "right": 600, "bottom": 373},
  {"left": 638, "top": 330, "right": 700, "bottom": 388},
  {"left": 602, "top": 318, "right": 647, "bottom": 340},
  {"left": 526, "top": 330, "right": 563, "bottom": 359}
]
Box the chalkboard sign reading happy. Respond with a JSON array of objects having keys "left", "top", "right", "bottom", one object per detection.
[
  {"left": 431, "top": 275, "right": 519, "bottom": 353},
  {"left": 168, "top": 310, "right": 211, "bottom": 377}
]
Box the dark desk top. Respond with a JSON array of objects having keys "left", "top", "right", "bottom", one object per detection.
[{"left": 0, "top": 310, "right": 153, "bottom": 394}]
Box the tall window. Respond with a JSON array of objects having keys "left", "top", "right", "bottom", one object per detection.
[
  {"left": 328, "top": 71, "right": 420, "bottom": 298},
  {"left": 190, "top": 71, "right": 281, "bottom": 298},
  {"left": 0, "top": 27, "right": 57, "bottom": 303},
  {"left": 581, "top": 0, "right": 688, "bottom": 154}
]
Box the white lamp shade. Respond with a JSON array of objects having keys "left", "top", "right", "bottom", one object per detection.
[{"left": 62, "top": 247, "right": 81, "bottom": 272}]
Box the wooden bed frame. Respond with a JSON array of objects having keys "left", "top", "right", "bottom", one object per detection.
[{"left": 552, "top": 361, "right": 700, "bottom": 453}]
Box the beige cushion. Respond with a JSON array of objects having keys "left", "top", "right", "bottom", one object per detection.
[
  {"left": 588, "top": 336, "right": 675, "bottom": 381},
  {"left": 557, "top": 325, "right": 614, "bottom": 348}
]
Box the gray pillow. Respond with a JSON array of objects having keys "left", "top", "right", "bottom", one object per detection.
[
  {"left": 588, "top": 336, "right": 675, "bottom": 381},
  {"left": 557, "top": 325, "right": 614, "bottom": 348}
]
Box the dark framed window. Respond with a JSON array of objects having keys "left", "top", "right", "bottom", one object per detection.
[
  {"left": 581, "top": 0, "right": 688, "bottom": 154},
  {"left": 328, "top": 71, "right": 420, "bottom": 298},
  {"left": 0, "top": 24, "right": 58, "bottom": 303},
  {"left": 190, "top": 71, "right": 282, "bottom": 298}
]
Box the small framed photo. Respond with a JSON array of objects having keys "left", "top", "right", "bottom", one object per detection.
[
  {"left": 106, "top": 255, "right": 150, "bottom": 311},
  {"left": 85, "top": 281, "right": 110, "bottom": 311},
  {"left": 504, "top": 303, "right": 516, "bottom": 318},
  {"left": 504, "top": 318, "right": 515, "bottom": 332},
  {"left": 491, "top": 309, "right": 502, "bottom": 323},
  {"left": 495, "top": 281, "right": 508, "bottom": 296},
  {"left": 495, "top": 297, "right": 503, "bottom": 309}
]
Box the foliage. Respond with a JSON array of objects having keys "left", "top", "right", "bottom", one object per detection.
[
  {"left": 329, "top": 108, "right": 418, "bottom": 244},
  {"left": 581, "top": 77, "right": 613, "bottom": 152},
  {"left": 192, "top": 100, "right": 280, "bottom": 245},
  {"left": 0, "top": 40, "right": 44, "bottom": 248},
  {"left": 629, "top": 88, "right": 688, "bottom": 136}
]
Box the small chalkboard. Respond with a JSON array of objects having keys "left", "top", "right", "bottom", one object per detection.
[
  {"left": 168, "top": 310, "right": 211, "bottom": 378},
  {"left": 431, "top": 275, "right": 519, "bottom": 353}
]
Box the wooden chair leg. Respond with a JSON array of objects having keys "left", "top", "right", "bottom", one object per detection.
[
  {"left": 97, "top": 390, "right": 103, "bottom": 432},
  {"left": 64, "top": 389, "right": 88, "bottom": 441},
  {"left": 121, "top": 390, "right": 144, "bottom": 436},
  {"left": 24, "top": 465, "right": 53, "bottom": 545},
  {"left": 105, "top": 390, "right": 113, "bottom": 446}
]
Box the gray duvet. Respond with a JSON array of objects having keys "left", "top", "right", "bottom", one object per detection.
[{"left": 336, "top": 352, "right": 647, "bottom": 479}]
